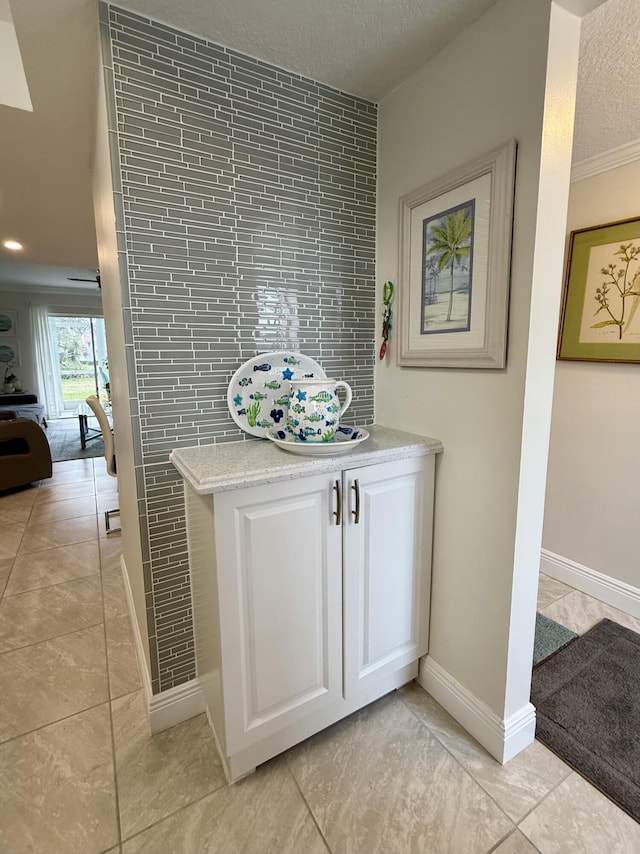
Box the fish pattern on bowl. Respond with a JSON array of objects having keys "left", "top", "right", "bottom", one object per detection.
[
  {"left": 272, "top": 425, "right": 363, "bottom": 443},
  {"left": 266, "top": 425, "right": 370, "bottom": 456},
  {"left": 227, "top": 352, "right": 327, "bottom": 438}
]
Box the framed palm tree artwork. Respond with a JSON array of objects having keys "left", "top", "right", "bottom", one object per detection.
[{"left": 398, "top": 139, "right": 516, "bottom": 368}]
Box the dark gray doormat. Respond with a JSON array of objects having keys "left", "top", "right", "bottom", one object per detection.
[
  {"left": 531, "top": 619, "right": 640, "bottom": 823},
  {"left": 534, "top": 612, "right": 578, "bottom": 666}
]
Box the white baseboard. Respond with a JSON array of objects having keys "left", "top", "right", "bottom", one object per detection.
[
  {"left": 417, "top": 656, "right": 536, "bottom": 764},
  {"left": 120, "top": 554, "right": 153, "bottom": 705},
  {"left": 540, "top": 549, "right": 640, "bottom": 620},
  {"left": 148, "top": 678, "right": 205, "bottom": 734},
  {"left": 119, "top": 555, "right": 204, "bottom": 733}
]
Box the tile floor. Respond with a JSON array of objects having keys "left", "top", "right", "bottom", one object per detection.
[{"left": 1, "top": 458, "right": 639, "bottom": 854}]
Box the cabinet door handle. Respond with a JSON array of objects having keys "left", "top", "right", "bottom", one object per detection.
[
  {"left": 351, "top": 478, "right": 360, "bottom": 524},
  {"left": 333, "top": 479, "right": 342, "bottom": 526}
]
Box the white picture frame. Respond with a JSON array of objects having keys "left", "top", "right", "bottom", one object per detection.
[{"left": 398, "top": 139, "right": 517, "bottom": 368}]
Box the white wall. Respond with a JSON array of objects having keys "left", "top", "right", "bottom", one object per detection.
[
  {"left": 376, "top": 0, "right": 581, "bottom": 741},
  {"left": 92, "top": 55, "right": 150, "bottom": 683},
  {"left": 0, "top": 288, "right": 102, "bottom": 395},
  {"left": 543, "top": 158, "right": 640, "bottom": 590}
]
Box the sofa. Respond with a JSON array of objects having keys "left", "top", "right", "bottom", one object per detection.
[
  {"left": 0, "top": 393, "right": 46, "bottom": 426},
  {"left": 0, "top": 413, "right": 52, "bottom": 490}
]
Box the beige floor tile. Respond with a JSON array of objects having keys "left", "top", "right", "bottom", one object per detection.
[
  {"left": 286, "top": 692, "right": 514, "bottom": 854},
  {"left": 0, "top": 623, "right": 108, "bottom": 742},
  {"left": 0, "top": 507, "right": 31, "bottom": 530},
  {"left": 36, "top": 479, "right": 97, "bottom": 503},
  {"left": 399, "top": 683, "right": 571, "bottom": 822},
  {"left": 113, "top": 690, "right": 227, "bottom": 840},
  {"left": 96, "top": 474, "right": 118, "bottom": 494},
  {"left": 121, "top": 757, "right": 328, "bottom": 854},
  {"left": 0, "top": 489, "right": 37, "bottom": 525},
  {"left": 537, "top": 573, "right": 573, "bottom": 610},
  {"left": 0, "top": 558, "right": 12, "bottom": 598},
  {"left": 39, "top": 461, "right": 96, "bottom": 487},
  {"left": 0, "top": 575, "right": 103, "bottom": 652},
  {"left": 0, "top": 510, "right": 31, "bottom": 533},
  {"left": 99, "top": 530, "right": 123, "bottom": 561},
  {"left": 0, "top": 522, "right": 26, "bottom": 559},
  {"left": 100, "top": 538, "right": 123, "bottom": 574},
  {"left": 519, "top": 773, "right": 640, "bottom": 853},
  {"left": 29, "top": 494, "right": 98, "bottom": 523},
  {"left": 51, "top": 457, "right": 96, "bottom": 474},
  {"left": 42, "top": 468, "right": 94, "bottom": 487},
  {"left": 0, "top": 485, "right": 38, "bottom": 510},
  {"left": 0, "top": 704, "right": 118, "bottom": 854},
  {"left": 5, "top": 539, "right": 100, "bottom": 595},
  {"left": 102, "top": 567, "right": 129, "bottom": 621},
  {"left": 96, "top": 490, "right": 120, "bottom": 514},
  {"left": 494, "top": 830, "right": 541, "bottom": 853},
  {"left": 18, "top": 513, "right": 98, "bottom": 554},
  {"left": 540, "top": 589, "right": 640, "bottom": 635},
  {"left": 106, "top": 615, "right": 142, "bottom": 699}
]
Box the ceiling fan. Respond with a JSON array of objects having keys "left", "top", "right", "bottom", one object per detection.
[{"left": 67, "top": 271, "right": 101, "bottom": 288}]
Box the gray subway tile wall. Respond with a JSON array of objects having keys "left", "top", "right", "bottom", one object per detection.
[{"left": 101, "top": 4, "right": 377, "bottom": 691}]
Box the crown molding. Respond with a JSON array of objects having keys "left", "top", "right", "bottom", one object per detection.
[{"left": 571, "top": 138, "right": 640, "bottom": 182}]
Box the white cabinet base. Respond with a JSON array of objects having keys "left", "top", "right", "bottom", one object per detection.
[{"left": 211, "top": 662, "right": 418, "bottom": 783}]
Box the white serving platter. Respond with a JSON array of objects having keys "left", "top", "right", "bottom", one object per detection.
[
  {"left": 266, "top": 425, "right": 370, "bottom": 456},
  {"left": 227, "top": 351, "right": 326, "bottom": 438}
]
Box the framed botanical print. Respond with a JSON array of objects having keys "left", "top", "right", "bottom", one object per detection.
[{"left": 557, "top": 217, "right": 640, "bottom": 363}]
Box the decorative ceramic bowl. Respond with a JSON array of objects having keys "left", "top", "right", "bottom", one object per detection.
[{"left": 266, "top": 425, "right": 370, "bottom": 456}]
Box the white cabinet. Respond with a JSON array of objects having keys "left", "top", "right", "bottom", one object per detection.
[
  {"left": 213, "top": 472, "right": 343, "bottom": 754},
  {"left": 343, "top": 457, "right": 432, "bottom": 704},
  {"left": 184, "top": 451, "right": 435, "bottom": 782}
]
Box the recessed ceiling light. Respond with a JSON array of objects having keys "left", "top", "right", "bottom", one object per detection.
[{"left": 3, "top": 239, "right": 23, "bottom": 251}]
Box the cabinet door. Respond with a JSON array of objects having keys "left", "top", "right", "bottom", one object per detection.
[
  {"left": 343, "top": 455, "right": 434, "bottom": 699},
  {"left": 214, "top": 472, "right": 343, "bottom": 754}
]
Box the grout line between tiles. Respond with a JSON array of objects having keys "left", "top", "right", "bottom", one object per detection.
[
  {"left": 13, "top": 541, "right": 99, "bottom": 561},
  {"left": 116, "top": 778, "right": 229, "bottom": 847},
  {"left": 28, "top": 503, "right": 99, "bottom": 521},
  {"left": 486, "top": 827, "right": 543, "bottom": 854},
  {"left": 3, "top": 566, "right": 102, "bottom": 599},
  {"left": 541, "top": 589, "right": 574, "bottom": 609},
  {"left": 282, "top": 754, "right": 333, "bottom": 854},
  {"left": 0, "top": 618, "right": 106, "bottom": 655},
  {"left": 395, "top": 687, "right": 517, "bottom": 829},
  {"left": 100, "top": 507, "right": 125, "bottom": 851},
  {"left": 0, "top": 503, "right": 33, "bottom": 594},
  {"left": 0, "top": 548, "right": 17, "bottom": 598},
  {"left": 514, "top": 767, "right": 575, "bottom": 828},
  {"left": 0, "top": 696, "right": 111, "bottom": 749}
]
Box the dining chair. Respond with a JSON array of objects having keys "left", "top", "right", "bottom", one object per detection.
[{"left": 85, "top": 395, "right": 120, "bottom": 534}]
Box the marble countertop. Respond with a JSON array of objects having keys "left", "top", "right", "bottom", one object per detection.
[{"left": 170, "top": 426, "right": 443, "bottom": 494}]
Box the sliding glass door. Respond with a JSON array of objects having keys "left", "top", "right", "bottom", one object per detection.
[{"left": 48, "top": 316, "right": 108, "bottom": 415}]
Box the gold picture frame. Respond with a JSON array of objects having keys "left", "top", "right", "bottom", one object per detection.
[{"left": 557, "top": 217, "right": 640, "bottom": 363}]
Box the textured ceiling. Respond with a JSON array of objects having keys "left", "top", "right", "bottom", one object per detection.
[
  {"left": 0, "top": 0, "right": 637, "bottom": 290},
  {"left": 120, "top": 0, "right": 498, "bottom": 103},
  {"left": 572, "top": 0, "right": 640, "bottom": 162}
]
